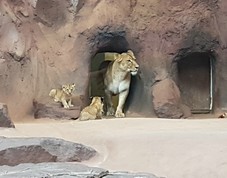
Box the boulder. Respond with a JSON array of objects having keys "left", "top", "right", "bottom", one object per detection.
[
  {"left": 0, "top": 137, "right": 97, "bottom": 166},
  {"left": 152, "top": 78, "right": 186, "bottom": 118},
  {"left": 0, "top": 103, "right": 15, "bottom": 128},
  {"left": 0, "top": 162, "right": 160, "bottom": 178}
]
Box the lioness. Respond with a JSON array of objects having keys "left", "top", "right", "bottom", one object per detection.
[
  {"left": 49, "top": 83, "right": 75, "bottom": 109},
  {"left": 78, "top": 96, "right": 104, "bottom": 121},
  {"left": 104, "top": 50, "right": 139, "bottom": 117}
]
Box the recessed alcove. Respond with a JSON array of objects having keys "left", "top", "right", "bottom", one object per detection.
[{"left": 177, "top": 52, "right": 215, "bottom": 113}]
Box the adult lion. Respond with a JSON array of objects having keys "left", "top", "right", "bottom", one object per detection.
[{"left": 104, "top": 50, "right": 139, "bottom": 118}]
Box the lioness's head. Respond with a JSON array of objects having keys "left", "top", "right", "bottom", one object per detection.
[
  {"left": 114, "top": 50, "right": 139, "bottom": 76},
  {"left": 62, "top": 83, "right": 76, "bottom": 95}
]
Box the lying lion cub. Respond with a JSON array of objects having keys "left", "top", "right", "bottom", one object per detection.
[
  {"left": 78, "top": 97, "right": 104, "bottom": 121},
  {"left": 49, "top": 83, "right": 75, "bottom": 109}
]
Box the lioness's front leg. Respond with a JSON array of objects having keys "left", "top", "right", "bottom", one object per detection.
[
  {"left": 115, "top": 90, "right": 129, "bottom": 118},
  {"left": 105, "top": 89, "right": 115, "bottom": 116}
]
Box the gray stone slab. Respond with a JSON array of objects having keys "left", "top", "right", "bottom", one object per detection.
[
  {"left": 0, "top": 163, "right": 160, "bottom": 178},
  {"left": 0, "top": 137, "right": 97, "bottom": 166}
]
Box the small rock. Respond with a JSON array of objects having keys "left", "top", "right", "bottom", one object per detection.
[
  {"left": 180, "top": 104, "right": 192, "bottom": 118},
  {"left": 0, "top": 103, "right": 15, "bottom": 128}
]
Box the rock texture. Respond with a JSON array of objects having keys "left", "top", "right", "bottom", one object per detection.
[
  {"left": 152, "top": 78, "right": 185, "bottom": 118},
  {"left": 0, "top": 137, "right": 97, "bottom": 166},
  {"left": 0, "top": 0, "right": 226, "bottom": 119},
  {"left": 0, "top": 103, "right": 15, "bottom": 128},
  {"left": 33, "top": 100, "right": 80, "bottom": 120},
  {"left": 0, "top": 163, "right": 160, "bottom": 178}
]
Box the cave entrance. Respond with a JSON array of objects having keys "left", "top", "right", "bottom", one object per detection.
[
  {"left": 177, "top": 52, "right": 214, "bottom": 113},
  {"left": 89, "top": 35, "right": 130, "bottom": 114}
]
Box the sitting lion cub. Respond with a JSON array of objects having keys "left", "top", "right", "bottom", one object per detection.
[
  {"left": 49, "top": 83, "right": 76, "bottom": 109},
  {"left": 78, "top": 97, "right": 104, "bottom": 121}
]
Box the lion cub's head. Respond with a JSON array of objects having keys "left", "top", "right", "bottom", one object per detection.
[
  {"left": 91, "top": 96, "right": 103, "bottom": 108},
  {"left": 91, "top": 96, "right": 102, "bottom": 104},
  {"left": 114, "top": 50, "right": 139, "bottom": 76},
  {"left": 62, "top": 83, "right": 76, "bottom": 95},
  {"left": 91, "top": 96, "right": 104, "bottom": 114}
]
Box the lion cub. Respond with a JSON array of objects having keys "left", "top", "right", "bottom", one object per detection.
[
  {"left": 78, "top": 97, "right": 104, "bottom": 121},
  {"left": 49, "top": 83, "right": 76, "bottom": 109}
]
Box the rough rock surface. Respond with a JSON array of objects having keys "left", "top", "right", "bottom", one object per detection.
[
  {"left": 0, "top": 137, "right": 97, "bottom": 166},
  {"left": 0, "top": 103, "right": 15, "bottom": 128},
  {"left": 0, "top": 0, "right": 226, "bottom": 119},
  {"left": 0, "top": 163, "right": 160, "bottom": 178},
  {"left": 152, "top": 78, "right": 185, "bottom": 118},
  {"left": 33, "top": 100, "right": 81, "bottom": 120}
]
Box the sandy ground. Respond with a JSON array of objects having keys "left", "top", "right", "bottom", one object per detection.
[{"left": 0, "top": 117, "right": 227, "bottom": 178}]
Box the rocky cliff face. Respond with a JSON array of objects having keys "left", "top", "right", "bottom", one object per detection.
[{"left": 0, "top": 0, "right": 225, "bottom": 120}]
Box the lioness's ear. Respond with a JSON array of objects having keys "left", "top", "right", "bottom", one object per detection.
[
  {"left": 127, "top": 50, "right": 133, "bottom": 54},
  {"left": 127, "top": 50, "right": 136, "bottom": 59}
]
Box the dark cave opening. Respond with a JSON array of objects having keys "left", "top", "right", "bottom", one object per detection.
[
  {"left": 177, "top": 52, "right": 215, "bottom": 113},
  {"left": 89, "top": 35, "right": 139, "bottom": 115},
  {"left": 96, "top": 36, "right": 129, "bottom": 54}
]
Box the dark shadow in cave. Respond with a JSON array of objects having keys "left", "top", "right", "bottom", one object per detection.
[
  {"left": 97, "top": 36, "right": 129, "bottom": 54},
  {"left": 177, "top": 52, "right": 215, "bottom": 114}
]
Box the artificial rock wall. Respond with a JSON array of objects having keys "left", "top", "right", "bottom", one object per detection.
[{"left": 0, "top": 0, "right": 226, "bottom": 120}]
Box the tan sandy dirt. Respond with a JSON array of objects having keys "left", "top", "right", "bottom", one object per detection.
[{"left": 1, "top": 118, "right": 227, "bottom": 178}]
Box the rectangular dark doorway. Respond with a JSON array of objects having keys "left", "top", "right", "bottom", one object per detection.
[{"left": 177, "top": 52, "right": 214, "bottom": 113}]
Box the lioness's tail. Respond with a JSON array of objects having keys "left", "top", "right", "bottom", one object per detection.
[{"left": 49, "top": 89, "right": 57, "bottom": 98}]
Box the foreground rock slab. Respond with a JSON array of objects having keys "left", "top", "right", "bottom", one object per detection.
[
  {"left": 0, "top": 137, "right": 96, "bottom": 166},
  {"left": 0, "top": 162, "right": 160, "bottom": 178},
  {"left": 0, "top": 103, "right": 15, "bottom": 128}
]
